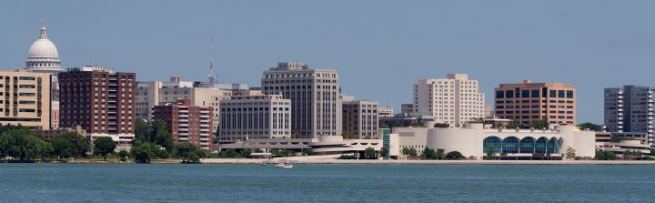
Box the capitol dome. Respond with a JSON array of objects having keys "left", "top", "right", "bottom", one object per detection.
[{"left": 25, "top": 23, "right": 62, "bottom": 73}]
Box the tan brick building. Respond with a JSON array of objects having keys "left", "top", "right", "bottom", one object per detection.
[
  {"left": 494, "top": 80, "right": 576, "bottom": 126},
  {"left": 0, "top": 70, "right": 51, "bottom": 129}
]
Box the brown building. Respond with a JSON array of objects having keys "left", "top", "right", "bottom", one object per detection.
[
  {"left": 153, "top": 99, "right": 214, "bottom": 151},
  {"left": 0, "top": 70, "right": 51, "bottom": 130},
  {"left": 59, "top": 66, "right": 136, "bottom": 144},
  {"left": 494, "top": 80, "right": 576, "bottom": 126}
]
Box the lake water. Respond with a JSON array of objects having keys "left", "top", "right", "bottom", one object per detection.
[{"left": 1, "top": 163, "right": 654, "bottom": 202}]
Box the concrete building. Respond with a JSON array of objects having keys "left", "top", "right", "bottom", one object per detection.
[
  {"left": 342, "top": 100, "right": 379, "bottom": 139},
  {"left": 401, "top": 103, "right": 414, "bottom": 115},
  {"left": 153, "top": 100, "right": 214, "bottom": 151},
  {"left": 0, "top": 70, "right": 51, "bottom": 130},
  {"left": 391, "top": 124, "right": 595, "bottom": 160},
  {"left": 604, "top": 85, "right": 655, "bottom": 146},
  {"left": 135, "top": 76, "right": 240, "bottom": 132},
  {"left": 261, "top": 62, "right": 342, "bottom": 138},
  {"left": 413, "top": 73, "right": 485, "bottom": 127},
  {"left": 23, "top": 22, "right": 62, "bottom": 129},
  {"left": 59, "top": 66, "right": 136, "bottom": 144},
  {"left": 219, "top": 90, "right": 291, "bottom": 141},
  {"left": 595, "top": 132, "right": 650, "bottom": 157},
  {"left": 378, "top": 106, "right": 394, "bottom": 118},
  {"left": 494, "top": 80, "right": 576, "bottom": 126}
]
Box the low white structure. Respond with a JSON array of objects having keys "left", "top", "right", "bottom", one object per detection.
[
  {"left": 391, "top": 123, "right": 596, "bottom": 160},
  {"left": 219, "top": 135, "right": 382, "bottom": 156}
]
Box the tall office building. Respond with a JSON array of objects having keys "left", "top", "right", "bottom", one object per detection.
[
  {"left": 153, "top": 100, "right": 214, "bottom": 151},
  {"left": 604, "top": 85, "right": 655, "bottom": 146},
  {"left": 136, "top": 76, "right": 247, "bottom": 133},
  {"left": 413, "top": 73, "right": 485, "bottom": 127},
  {"left": 219, "top": 90, "right": 291, "bottom": 141},
  {"left": 494, "top": 80, "right": 576, "bottom": 126},
  {"left": 261, "top": 62, "right": 342, "bottom": 138},
  {"left": 342, "top": 100, "right": 379, "bottom": 139},
  {"left": 0, "top": 70, "right": 51, "bottom": 130},
  {"left": 59, "top": 66, "right": 136, "bottom": 143}
]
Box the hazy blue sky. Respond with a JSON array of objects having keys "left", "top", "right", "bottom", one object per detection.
[{"left": 2, "top": 0, "right": 655, "bottom": 123}]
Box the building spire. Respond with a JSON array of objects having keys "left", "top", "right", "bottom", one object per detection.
[
  {"left": 208, "top": 36, "right": 217, "bottom": 85},
  {"left": 39, "top": 20, "right": 48, "bottom": 39}
]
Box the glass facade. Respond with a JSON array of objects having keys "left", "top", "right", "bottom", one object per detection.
[
  {"left": 501, "top": 137, "right": 519, "bottom": 153},
  {"left": 484, "top": 136, "right": 561, "bottom": 157},
  {"left": 483, "top": 136, "right": 501, "bottom": 154},
  {"left": 519, "top": 137, "right": 535, "bottom": 153}
]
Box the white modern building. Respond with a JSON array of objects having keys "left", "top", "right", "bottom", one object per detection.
[
  {"left": 261, "top": 62, "right": 342, "bottom": 138},
  {"left": 595, "top": 132, "right": 650, "bottom": 157},
  {"left": 378, "top": 106, "right": 395, "bottom": 118},
  {"left": 413, "top": 73, "right": 485, "bottom": 127},
  {"left": 219, "top": 90, "right": 291, "bottom": 141},
  {"left": 390, "top": 124, "right": 596, "bottom": 160}
]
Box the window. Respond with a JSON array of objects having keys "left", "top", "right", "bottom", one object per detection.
[
  {"left": 496, "top": 90, "right": 504, "bottom": 98},
  {"left": 521, "top": 90, "right": 530, "bottom": 98},
  {"left": 549, "top": 90, "right": 557, "bottom": 98},
  {"left": 531, "top": 90, "right": 540, "bottom": 98},
  {"left": 558, "top": 90, "right": 565, "bottom": 98},
  {"left": 566, "top": 90, "right": 574, "bottom": 98},
  {"left": 506, "top": 90, "right": 514, "bottom": 98}
]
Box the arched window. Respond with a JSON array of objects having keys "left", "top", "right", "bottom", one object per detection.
[
  {"left": 519, "top": 137, "right": 535, "bottom": 153},
  {"left": 547, "top": 138, "right": 557, "bottom": 153},
  {"left": 502, "top": 137, "right": 519, "bottom": 153},
  {"left": 535, "top": 137, "right": 547, "bottom": 153},
  {"left": 483, "top": 136, "right": 501, "bottom": 154}
]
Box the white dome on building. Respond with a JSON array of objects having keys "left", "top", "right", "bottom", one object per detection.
[{"left": 25, "top": 22, "right": 62, "bottom": 73}]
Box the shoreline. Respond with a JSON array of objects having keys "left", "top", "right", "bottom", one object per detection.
[{"left": 200, "top": 158, "right": 655, "bottom": 165}]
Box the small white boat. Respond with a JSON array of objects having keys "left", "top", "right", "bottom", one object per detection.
[{"left": 275, "top": 162, "right": 293, "bottom": 169}]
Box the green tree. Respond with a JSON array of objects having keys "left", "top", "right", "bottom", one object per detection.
[
  {"left": 51, "top": 132, "right": 90, "bottom": 159},
  {"left": 565, "top": 147, "right": 576, "bottom": 160},
  {"left": 401, "top": 147, "right": 418, "bottom": 158},
  {"left": 94, "top": 137, "right": 116, "bottom": 160},
  {"left": 118, "top": 150, "right": 129, "bottom": 161},
  {"left": 433, "top": 123, "right": 449, "bottom": 128},
  {"left": 271, "top": 149, "right": 293, "bottom": 157},
  {"left": 130, "top": 141, "right": 159, "bottom": 163},
  {"left": 595, "top": 150, "right": 616, "bottom": 160},
  {"left": 134, "top": 119, "right": 151, "bottom": 142},
  {"left": 364, "top": 147, "right": 377, "bottom": 159},
  {"left": 381, "top": 147, "right": 389, "bottom": 159},
  {"left": 578, "top": 122, "right": 602, "bottom": 131},
  {"left": 445, "top": 151, "right": 465, "bottom": 160},
  {"left": 421, "top": 147, "right": 444, "bottom": 160},
  {"left": 151, "top": 120, "right": 174, "bottom": 150},
  {"left": 507, "top": 120, "right": 521, "bottom": 129},
  {"left": 530, "top": 118, "right": 549, "bottom": 130},
  {"left": 174, "top": 141, "right": 206, "bottom": 163},
  {"left": 486, "top": 145, "right": 497, "bottom": 160},
  {"left": 0, "top": 128, "right": 51, "bottom": 162}
]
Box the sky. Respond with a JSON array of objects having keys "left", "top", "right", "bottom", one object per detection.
[{"left": 2, "top": 0, "right": 655, "bottom": 123}]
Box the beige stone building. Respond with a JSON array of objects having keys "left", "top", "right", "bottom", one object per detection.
[
  {"left": 0, "top": 70, "right": 51, "bottom": 130},
  {"left": 494, "top": 80, "right": 576, "bottom": 126}
]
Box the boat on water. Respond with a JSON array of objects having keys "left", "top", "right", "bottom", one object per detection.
[{"left": 275, "top": 162, "right": 293, "bottom": 169}]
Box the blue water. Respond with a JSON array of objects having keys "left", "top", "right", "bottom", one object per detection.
[{"left": 1, "top": 164, "right": 654, "bottom": 202}]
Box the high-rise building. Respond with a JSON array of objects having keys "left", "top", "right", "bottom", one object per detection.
[
  {"left": 153, "top": 100, "right": 214, "bottom": 151},
  {"left": 0, "top": 70, "right": 51, "bottom": 130},
  {"left": 219, "top": 90, "right": 291, "bottom": 141},
  {"left": 261, "top": 62, "right": 342, "bottom": 138},
  {"left": 604, "top": 85, "right": 655, "bottom": 146},
  {"left": 136, "top": 76, "right": 247, "bottom": 133},
  {"left": 342, "top": 100, "right": 379, "bottom": 139},
  {"left": 24, "top": 22, "right": 63, "bottom": 129},
  {"left": 413, "top": 73, "right": 485, "bottom": 127},
  {"left": 401, "top": 103, "right": 414, "bottom": 115},
  {"left": 59, "top": 66, "right": 136, "bottom": 143},
  {"left": 494, "top": 80, "right": 576, "bottom": 126}
]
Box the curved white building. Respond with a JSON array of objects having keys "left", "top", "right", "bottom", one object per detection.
[
  {"left": 392, "top": 124, "right": 596, "bottom": 160},
  {"left": 25, "top": 22, "right": 62, "bottom": 73}
]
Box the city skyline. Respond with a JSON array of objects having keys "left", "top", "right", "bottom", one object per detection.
[{"left": 3, "top": 1, "right": 655, "bottom": 123}]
